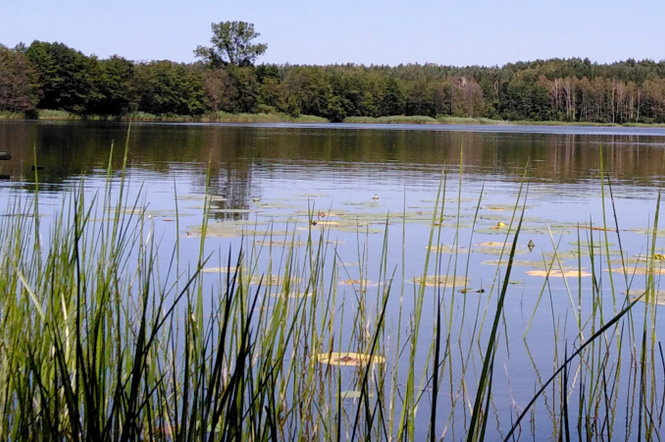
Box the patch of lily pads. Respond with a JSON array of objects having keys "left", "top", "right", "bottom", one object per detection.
[
  {"left": 410, "top": 275, "right": 469, "bottom": 287},
  {"left": 315, "top": 352, "right": 386, "bottom": 366}
]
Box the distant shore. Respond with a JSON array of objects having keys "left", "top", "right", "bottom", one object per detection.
[{"left": 2, "top": 110, "right": 665, "bottom": 128}]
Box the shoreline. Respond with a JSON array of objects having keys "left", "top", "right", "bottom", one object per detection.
[{"left": 3, "top": 110, "right": 665, "bottom": 129}]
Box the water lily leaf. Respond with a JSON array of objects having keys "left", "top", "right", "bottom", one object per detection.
[
  {"left": 426, "top": 245, "right": 469, "bottom": 254},
  {"left": 473, "top": 246, "right": 528, "bottom": 256},
  {"left": 627, "top": 290, "right": 665, "bottom": 305},
  {"left": 411, "top": 275, "right": 468, "bottom": 287},
  {"left": 570, "top": 241, "right": 614, "bottom": 248},
  {"left": 254, "top": 239, "right": 308, "bottom": 247},
  {"left": 269, "top": 291, "right": 312, "bottom": 299},
  {"left": 316, "top": 352, "right": 386, "bottom": 366},
  {"left": 201, "top": 266, "right": 246, "bottom": 273},
  {"left": 339, "top": 390, "right": 373, "bottom": 399},
  {"left": 606, "top": 267, "right": 665, "bottom": 275},
  {"left": 249, "top": 275, "right": 302, "bottom": 286},
  {"left": 526, "top": 270, "right": 592, "bottom": 277},
  {"left": 481, "top": 259, "right": 543, "bottom": 268},
  {"left": 339, "top": 279, "right": 379, "bottom": 287}
]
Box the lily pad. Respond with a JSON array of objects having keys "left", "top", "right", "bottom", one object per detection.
[
  {"left": 254, "top": 239, "right": 308, "bottom": 247},
  {"left": 570, "top": 241, "right": 614, "bottom": 248},
  {"left": 628, "top": 290, "right": 665, "bottom": 306},
  {"left": 481, "top": 259, "right": 548, "bottom": 269},
  {"left": 339, "top": 279, "right": 379, "bottom": 287},
  {"left": 339, "top": 390, "right": 373, "bottom": 399},
  {"left": 316, "top": 352, "right": 386, "bottom": 366},
  {"left": 526, "top": 269, "right": 592, "bottom": 278},
  {"left": 269, "top": 291, "right": 312, "bottom": 299},
  {"left": 473, "top": 246, "right": 528, "bottom": 256},
  {"left": 606, "top": 267, "right": 665, "bottom": 275},
  {"left": 411, "top": 275, "right": 469, "bottom": 287},
  {"left": 201, "top": 266, "right": 246, "bottom": 273},
  {"left": 426, "top": 245, "right": 469, "bottom": 254}
]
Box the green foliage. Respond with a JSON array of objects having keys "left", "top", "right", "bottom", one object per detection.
[
  {"left": 0, "top": 45, "right": 39, "bottom": 113},
  {"left": 10, "top": 36, "right": 665, "bottom": 124},
  {"left": 86, "top": 56, "right": 135, "bottom": 116},
  {"left": 195, "top": 21, "right": 267, "bottom": 67},
  {"left": 24, "top": 41, "right": 94, "bottom": 114},
  {"left": 134, "top": 61, "right": 205, "bottom": 115}
]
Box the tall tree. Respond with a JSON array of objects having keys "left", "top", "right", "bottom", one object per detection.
[
  {"left": 0, "top": 45, "right": 39, "bottom": 113},
  {"left": 24, "top": 41, "right": 94, "bottom": 114},
  {"left": 194, "top": 21, "right": 267, "bottom": 68}
]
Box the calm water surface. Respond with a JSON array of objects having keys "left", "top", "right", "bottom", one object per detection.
[{"left": 2, "top": 120, "right": 665, "bottom": 439}]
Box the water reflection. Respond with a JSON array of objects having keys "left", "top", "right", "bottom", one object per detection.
[{"left": 1, "top": 121, "right": 665, "bottom": 203}]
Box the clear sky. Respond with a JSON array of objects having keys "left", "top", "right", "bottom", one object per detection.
[{"left": 2, "top": 0, "right": 663, "bottom": 67}]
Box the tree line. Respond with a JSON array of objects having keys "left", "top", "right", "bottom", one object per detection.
[{"left": 3, "top": 38, "right": 665, "bottom": 123}]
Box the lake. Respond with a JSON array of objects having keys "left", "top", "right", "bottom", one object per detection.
[{"left": 1, "top": 120, "right": 665, "bottom": 440}]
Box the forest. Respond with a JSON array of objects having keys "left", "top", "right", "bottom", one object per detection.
[{"left": 2, "top": 36, "right": 665, "bottom": 124}]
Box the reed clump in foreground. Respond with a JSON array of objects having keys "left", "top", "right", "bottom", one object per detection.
[{"left": 0, "top": 148, "right": 663, "bottom": 441}]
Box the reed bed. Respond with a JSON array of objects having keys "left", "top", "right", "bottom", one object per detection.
[{"left": 0, "top": 145, "right": 663, "bottom": 441}]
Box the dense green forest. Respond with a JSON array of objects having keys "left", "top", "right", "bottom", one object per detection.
[{"left": 2, "top": 32, "right": 665, "bottom": 123}]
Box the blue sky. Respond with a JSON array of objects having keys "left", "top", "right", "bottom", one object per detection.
[{"left": 2, "top": 0, "right": 663, "bottom": 67}]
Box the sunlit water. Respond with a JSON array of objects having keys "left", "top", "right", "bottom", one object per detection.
[{"left": 2, "top": 120, "right": 665, "bottom": 439}]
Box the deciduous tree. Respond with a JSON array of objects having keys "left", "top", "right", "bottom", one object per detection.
[{"left": 194, "top": 21, "right": 267, "bottom": 68}]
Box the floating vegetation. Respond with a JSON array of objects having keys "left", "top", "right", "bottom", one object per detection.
[
  {"left": 526, "top": 269, "right": 593, "bottom": 278},
  {"left": 254, "top": 239, "right": 308, "bottom": 247},
  {"left": 339, "top": 279, "right": 379, "bottom": 287},
  {"left": 475, "top": 227, "right": 513, "bottom": 235},
  {"left": 570, "top": 240, "right": 615, "bottom": 248},
  {"left": 459, "top": 288, "right": 486, "bottom": 294},
  {"left": 627, "top": 228, "right": 665, "bottom": 236},
  {"left": 476, "top": 241, "right": 508, "bottom": 247},
  {"left": 254, "top": 202, "right": 300, "bottom": 210},
  {"left": 473, "top": 246, "right": 528, "bottom": 256},
  {"left": 315, "top": 352, "right": 386, "bottom": 366},
  {"left": 312, "top": 220, "right": 339, "bottom": 226},
  {"left": 116, "top": 208, "right": 195, "bottom": 218},
  {"left": 341, "top": 201, "right": 380, "bottom": 209},
  {"left": 201, "top": 266, "right": 246, "bottom": 273},
  {"left": 269, "top": 291, "right": 312, "bottom": 299},
  {"left": 481, "top": 204, "right": 527, "bottom": 212},
  {"left": 606, "top": 267, "right": 665, "bottom": 275},
  {"left": 426, "top": 244, "right": 469, "bottom": 254},
  {"left": 178, "top": 194, "right": 227, "bottom": 202},
  {"left": 339, "top": 390, "right": 373, "bottom": 400},
  {"left": 481, "top": 259, "right": 545, "bottom": 268},
  {"left": 186, "top": 220, "right": 258, "bottom": 237},
  {"left": 628, "top": 290, "right": 665, "bottom": 305},
  {"left": 248, "top": 275, "right": 302, "bottom": 286},
  {"left": 332, "top": 225, "right": 384, "bottom": 234},
  {"left": 541, "top": 248, "right": 621, "bottom": 260},
  {"left": 411, "top": 275, "right": 469, "bottom": 287}
]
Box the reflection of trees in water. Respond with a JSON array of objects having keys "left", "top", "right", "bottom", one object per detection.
[
  {"left": 4, "top": 122, "right": 665, "bottom": 197},
  {"left": 204, "top": 165, "right": 253, "bottom": 221}
]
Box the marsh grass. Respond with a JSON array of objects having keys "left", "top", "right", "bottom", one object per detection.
[
  {"left": 0, "top": 141, "right": 663, "bottom": 441},
  {"left": 343, "top": 116, "right": 439, "bottom": 125}
]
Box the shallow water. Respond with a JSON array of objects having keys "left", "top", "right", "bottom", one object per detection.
[{"left": 2, "top": 120, "right": 665, "bottom": 439}]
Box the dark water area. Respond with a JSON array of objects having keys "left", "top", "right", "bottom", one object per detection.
[{"left": 2, "top": 120, "right": 665, "bottom": 189}]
